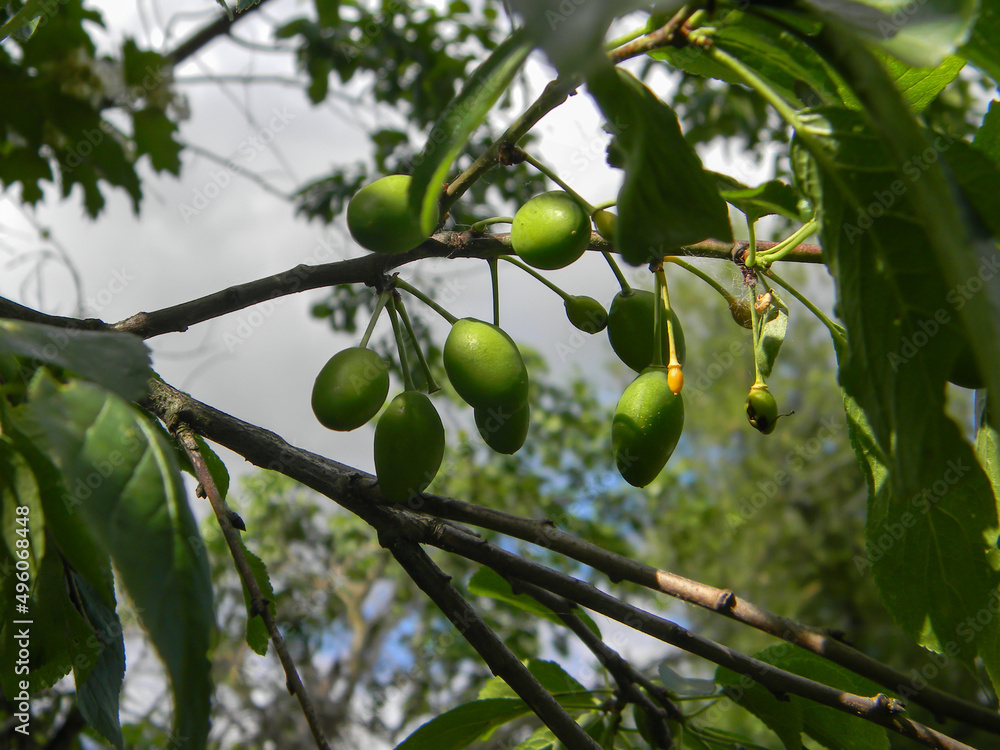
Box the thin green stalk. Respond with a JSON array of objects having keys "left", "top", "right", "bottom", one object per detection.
[
  {"left": 603, "top": 251, "right": 632, "bottom": 293},
  {"left": 749, "top": 285, "right": 765, "bottom": 388},
  {"left": 395, "top": 293, "right": 440, "bottom": 393},
  {"left": 756, "top": 219, "right": 818, "bottom": 265},
  {"left": 471, "top": 216, "right": 514, "bottom": 233},
  {"left": 604, "top": 25, "right": 648, "bottom": 51},
  {"left": 592, "top": 199, "right": 617, "bottom": 211},
  {"left": 657, "top": 267, "right": 681, "bottom": 377},
  {"left": 489, "top": 257, "right": 500, "bottom": 327},
  {"left": 394, "top": 278, "right": 459, "bottom": 325},
  {"left": 359, "top": 291, "right": 391, "bottom": 349},
  {"left": 653, "top": 269, "right": 665, "bottom": 369},
  {"left": 520, "top": 151, "right": 596, "bottom": 214},
  {"left": 664, "top": 257, "right": 733, "bottom": 301},
  {"left": 387, "top": 297, "right": 414, "bottom": 391},
  {"left": 745, "top": 216, "right": 757, "bottom": 268},
  {"left": 499, "top": 255, "right": 571, "bottom": 301},
  {"left": 766, "top": 268, "right": 846, "bottom": 348}
]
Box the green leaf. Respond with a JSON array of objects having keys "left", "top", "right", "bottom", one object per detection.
[
  {"left": 0, "top": 0, "right": 46, "bottom": 42},
  {"left": 587, "top": 66, "right": 732, "bottom": 265},
  {"left": 468, "top": 567, "right": 601, "bottom": 638},
  {"left": 394, "top": 698, "right": 532, "bottom": 750},
  {"left": 239, "top": 540, "right": 275, "bottom": 656},
  {"left": 940, "top": 137, "right": 1000, "bottom": 238},
  {"left": 972, "top": 99, "right": 1000, "bottom": 162},
  {"left": 814, "top": 0, "right": 977, "bottom": 67},
  {"left": 713, "top": 174, "right": 804, "bottom": 223},
  {"left": 960, "top": 0, "right": 1000, "bottom": 82},
  {"left": 657, "top": 663, "right": 717, "bottom": 697},
  {"left": 196, "top": 435, "right": 231, "bottom": 500},
  {"left": 407, "top": 29, "right": 532, "bottom": 237},
  {"left": 71, "top": 571, "right": 125, "bottom": 750},
  {"left": 132, "top": 109, "right": 182, "bottom": 175},
  {"left": 478, "top": 659, "right": 592, "bottom": 701},
  {"left": 0, "top": 320, "right": 153, "bottom": 401},
  {"left": 716, "top": 663, "right": 803, "bottom": 750},
  {"left": 878, "top": 53, "right": 965, "bottom": 112},
  {"left": 755, "top": 290, "right": 789, "bottom": 380},
  {"left": 18, "top": 372, "right": 215, "bottom": 750},
  {"left": 0, "top": 436, "right": 45, "bottom": 579},
  {"left": 793, "top": 105, "right": 1000, "bottom": 668}
]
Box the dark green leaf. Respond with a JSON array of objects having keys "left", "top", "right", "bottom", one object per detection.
[
  {"left": 0, "top": 436, "right": 45, "bottom": 578},
  {"left": 18, "top": 372, "right": 215, "bottom": 750},
  {"left": 468, "top": 567, "right": 601, "bottom": 637},
  {"left": 657, "top": 663, "right": 717, "bottom": 697},
  {"left": 972, "top": 99, "right": 1000, "bottom": 162},
  {"left": 478, "top": 659, "right": 592, "bottom": 700},
  {"left": 716, "top": 661, "right": 803, "bottom": 750},
  {"left": 0, "top": 320, "right": 152, "bottom": 401},
  {"left": 407, "top": 29, "right": 532, "bottom": 237},
  {"left": 960, "top": 0, "right": 1000, "bottom": 82},
  {"left": 394, "top": 698, "right": 531, "bottom": 750},
  {"left": 132, "top": 109, "right": 182, "bottom": 174},
  {"left": 713, "top": 173, "right": 804, "bottom": 223},
  {"left": 587, "top": 66, "right": 732, "bottom": 265},
  {"left": 71, "top": 571, "right": 125, "bottom": 750}
]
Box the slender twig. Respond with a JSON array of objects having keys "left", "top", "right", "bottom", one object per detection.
[
  {"left": 165, "top": 0, "right": 275, "bottom": 66},
  {"left": 174, "top": 426, "right": 332, "bottom": 750},
  {"left": 139, "top": 377, "right": 1000, "bottom": 740},
  {"left": 518, "top": 580, "right": 679, "bottom": 749}
]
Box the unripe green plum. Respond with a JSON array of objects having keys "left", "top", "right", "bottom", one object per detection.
[
  {"left": 564, "top": 295, "right": 608, "bottom": 334},
  {"left": 746, "top": 384, "right": 779, "bottom": 435},
  {"left": 475, "top": 401, "right": 530, "bottom": 454},
  {"left": 347, "top": 175, "right": 437, "bottom": 254},
  {"left": 510, "top": 191, "right": 591, "bottom": 270},
  {"left": 612, "top": 367, "right": 685, "bottom": 488},
  {"left": 374, "top": 391, "right": 445, "bottom": 502},
  {"left": 592, "top": 209, "right": 617, "bottom": 243},
  {"left": 607, "top": 290, "right": 686, "bottom": 372},
  {"left": 443, "top": 318, "right": 529, "bottom": 412},
  {"left": 311, "top": 347, "right": 390, "bottom": 431}
]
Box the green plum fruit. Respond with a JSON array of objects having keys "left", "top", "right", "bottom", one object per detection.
[
  {"left": 607, "top": 289, "right": 686, "bottom": 372},
  {"left": 612, "top": 367, "right": 685, "bottom": 488},
  {"left": 374, "top": 391, "right": 445, "bottom": 503},
  {"left": 745, "top": 384, "right": 779, "bottom": 435},
  {"left": 443, "top": 318, "right": 529, "bottom": 412},
  {"left": 564, "top": 295, "right": 608, "bottom": 333},
  {"left": 592, "top": 209, "right": 617, "bottom": 243},
  {"left": 311, "top": 347, "right": 390, "bottom": 431},
  {"left": 475, "top": 401, "right": 530, "bottom": 454},
  {"left": 510, "top": 191, "right": 591, "bottom": 270},
  {"left": 347, "top": 175, "right": 437, "bottom": 254}
]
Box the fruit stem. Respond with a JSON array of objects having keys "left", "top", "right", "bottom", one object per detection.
[
  {"left": 603, "top": 251, "right": 632, "bottom": 293},
  {"left": 470, "top": 216, "right": 514, "bottom": 233},
  {"left": 765, "top": 267, "right": 847, "bottom": 350},
  {"left": 749, "top": 286, "right": 766, "bottom": 389},
  {"left": 604, "top": 25, "right": 648, "bottom": 51},
  {"left": 387, "top": 296, "right": 415, "bottom": 392},
  {"left": 652, "top": 268, "right": 665, "bottom": 369},
  {"left": 499, "top": 254, "right": 572, "bottom": 302},
  {"left": 745, "top": 215, "right": 757, "bottom": 269},
  {"left": 359, "top": 291, "right": 391, "bottom": 350},
  {"left": 394, "top": 278, "right": 459, "bottom": 325},
  {"left": 489, "top": 257, "right": 500, "bottom": 327},
  {"left": 519, "top": 151, "right": 596, "bottom": 214},
  {"left": 395, "top": 292, "right": 440, "bottom": 393},
  {"left": 755, "top": 219, "right": 818, "bottom": 265},
  {"left": 657, "top": 267, "right": 683, "bottom": 393},
  {"left": 664, "top": 257, "right": 735, "bottom": 305},
  {"left": 592, "top": 199, "right": 617, "bottom": 211}
]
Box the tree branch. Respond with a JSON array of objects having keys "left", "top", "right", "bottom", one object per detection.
[
  {"left": 139, "top": 377, "right": 995, "bottom": 748},
  {"left": 165, "top": 0, "right": 276, "bottom": 67},
  {"left": 406, "top": 492, "right": 1000, "bottom": 736}
]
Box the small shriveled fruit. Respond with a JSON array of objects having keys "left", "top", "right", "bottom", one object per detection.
[
  {"left": 746, "top": 384, "right": 779, "bottom": 434},
  {"left": 607, "top": 290, "right": 686, "bottom": 372},
  {"left": 592, "top": 209, "right": 618, "bottom": 242},
  {"left": 475, "top": 402, "right": 530, "bottom": 454},
  {"left": 347, "top": 174, "right": 437, "bottom": 254},
  {"left": 311, "top": 347, "right": 389, "bottom": 431},
  {"left": 728, "top": 298, "right": 753, "bottom": 329},
  {"left": 443, "top": 318, "right": 529, "bottom": 412},
  {"left": 374, "top": 391, "right": 445, "bottom": 502},
  {"left": 564, "top": 295, "right": 608, "bottom": 333},
  {"left": 510, "top": 191, "right": 591, "bottom": 270},
  {"left": 612, "top": 367, "right": 685, "bottom": 488}
]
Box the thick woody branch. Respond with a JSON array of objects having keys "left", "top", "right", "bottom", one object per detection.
[{"left": 174, "top": 426, "right": 332, "bottom": 750}]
